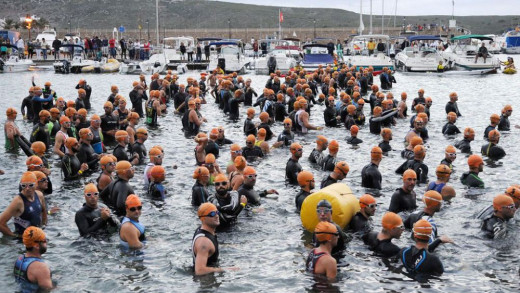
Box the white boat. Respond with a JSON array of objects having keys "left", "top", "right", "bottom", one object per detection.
[
  {"left": 163, "top": 36, "right": 195, "bottom": 61},
  {"left": 502, "top": 30, "right": 520, "bottom": 54},
  {"left": 345, "top": 35, "right": 395, "bottom": 73},
  {"left": 207, "top": 40, "right": 249, "bottom": 73},
  {"left": 253, "top": 48, "right": 297, "bottom": 75},
  {"left": 53, "top": 44, "right": 90, "bottom": 74},
  {"left": 300, "top": 44, "right": 335, "bottom": 71},
  {"left": 441, "top": 35, "right": 500, "bottom": 71},
  {"left": 0, "top": 45, "right": 33, "bottom": 72},
  {"left": 119, "top": 62, "right": 142, "bottom": 75},
  {"left": 35, "top": 26, "right": 56, "bottom": 44},
  {"left": 81, "top": 58, "right": 120, "bottom": 73},
  {"left": 481, "top": 34, "right": 505, "bottom": 54},
  {"left": 139, "top": 52, "right": 167, "bottom": 75},
  {"left": 394, "top": 35, "right": 444, "bottom": 72}
]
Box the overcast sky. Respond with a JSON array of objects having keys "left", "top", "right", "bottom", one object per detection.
[{"left": 213, "top": 0, "right": 520, "bottom": 16}]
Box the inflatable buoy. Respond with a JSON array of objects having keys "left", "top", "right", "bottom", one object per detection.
[
  {"left": 300, "top": 183, "right": 360, "bottom": 232},
  {"left": 503, "top": 68, "right": 517, "bottom": 74}
]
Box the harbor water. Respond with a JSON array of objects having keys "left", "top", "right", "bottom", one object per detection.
[{"left": 0, "top": 56, "right": 519, "bottom": 292}]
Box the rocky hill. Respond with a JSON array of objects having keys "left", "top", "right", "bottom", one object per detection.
[{"left": 1, "top": 0, "right": 518, "bottom": 34}]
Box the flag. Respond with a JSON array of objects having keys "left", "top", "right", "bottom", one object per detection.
[{"left": 279, "top": 9, "right": 284, "bottom": 23}]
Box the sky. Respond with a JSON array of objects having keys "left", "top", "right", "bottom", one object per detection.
[{"left": 212, "top": 0, "right": 520, "bottom": 16}]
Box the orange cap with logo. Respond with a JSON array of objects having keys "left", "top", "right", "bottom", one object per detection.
[
  {"left": 125, "top": 194, "right": 142, "bottom": 209},
  {"left": 436, "top": 164, "right": 452, "bottom": 178},
  {"left": 193, "top": 166, "right": 210, "bottom": 179},
  {"left": 413, "top": 219, "right": 432, "bottom": 241},
  {"left": 334, "top": 161, "right": 349, "bottom": 175},
  {"left": 493, "top": 194, "right": 514, "bottom": 211},
  {"left": 198, "top": 202, "right": 217, "bottom": 218},
  {"left": 423, "top": 190, "right": 443, "bottom": 207},
  {"left": 23, "top": 226, "right": 46, "bottom": 248}
]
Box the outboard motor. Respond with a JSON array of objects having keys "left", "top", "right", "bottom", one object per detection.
[
  {"left": 267, "top": 56, "right": 277, "bottom": 74},
  {"left": 154, "top": 61, "right": 161, "bottom": 68},
  {"left": 0, "top": 59, "right": 4, "bottom": 72},
  {"left": 218, "top": 58, "right": 226, "bottom": 72},
  {"left": 62, "top": 60, "right": 71, "bottom": 74}
]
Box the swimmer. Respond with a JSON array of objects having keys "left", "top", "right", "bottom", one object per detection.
[
  {"left": 5, "top": 108, "right": 23, "bottom": 152},
  {"left": 295, "top": 171, "right": 315, "bottom": 213},
  {"left": 238, "top": 166, "right": 278, "bottom": 206},
  {"left": 100, "top": 101, "right": 118, "bottom": 144},
  {"left": 401, "top": 136, "right": 423, "bottom": 160},
  {"left": 395, "top": 145, "right": 428, "bottom": 185},
  {"left": 286, "top": 143, "right": 303, "bottom": 185},
  {"left": 348, "top": 194, "right": 376, "bottom": 236},
  {"left": 361, "top": 146, "right": 383, "bottom": 190},
  {"left": 119, "top": 194, "right": 145, "bottom": 249},
  {"left": 426, "top": 164, "right": 452, "bottom": 194},
  {"left": 454, "top": 127, "right": 474, "bottom": 154},
  {"left": 309, "top": 135, "right": 328, "bottom": 166},
  {"left": 276, "top": 118, "right": 295, "bottom": 147},
  {"left": 481, "top": 194, "right": 516, "bottom": 239},
  {"left": 25, "top": 156, "right": 51, "bottom": 194},
  {"left": 204, "top": 153, "right": 222, "bottom": 184},
  {"left": 97, "top": 156, "right": 115, "bottom": 191},
  {"left": 77, "top": 128, "right": 100, "bottom": 171},
  {"left": 147, "top": 166, "right": 167, "bottom": 200},
  {"left": 242, "top": 135, "right": 264, "bottom": 161},
  {"left": 226, "top": 144, "right": 242, "bottom": 174},
  {"left": 61, "top": 137, "right": 89, "bottom": 181},
  {"left": 306, "top": 221, "right": 338, "bottom": 280},
  {"left": 99, "top": 160, "right": 135, "bottom": 216},
  {"left": 442, "top": 112, "right": 461, "bottom": 136},
  {"left": 312, "top": 200, "right": 348, "bottom": 259},
  {"left": 323, "top": 96, "right": 338, "bottom": 127},
  {"left": 481, "top": 130, "right": 506, "bottom": 160},
  {"left": 389, "top": 170, "right": 418, "bottom": 214},
  {"left": 215, "top": 126, "right": 233, "bottom": 146},
  {"left": 125, "top": 112, "right": 140, "bottom": 146},
  {"left": 205, "top": 128, "right": 220, "bottom": 159},
  {"left": 207, "top": 174, "right": 247, "bottom": 228},
  {"left": 229, "top": 156, "right": 247, "bottom": 191},
  {"left": 113, "top": 130, "right": 139, "bottom": 165},
  {"left": 294, "top": 99, "right": 322, "bottom": 134},
  {"left": 411, "top": 88, "right": 426, "bottom": 110},
  {"left": 194, "top": 132, "right": 208, "bottom": 166},
  {"left": 75, "top": 183, "right": 119, "bottom": 237},
  {"left": 398, "top": 92, "right": 408, "bottom": 118},
  {"left": 321, "top": 140, "right": 339, "bottom": 172},
  {"left": 320, "top": 161, "right": 349, "bottom": 189},
  {"left": 29, "top": 110, "right": 51, "bottom": 151},
  {"left": 440, "top": 145, "right": 457, "bottom": 169},
  {"left": 498, "top": 105, "right": 512, "bottom": 131},
  {"left": 243, "top": 108, "right": 258, "bottom": 136},
  {"left": 13, "top": 226, "right": 54, "bottom": 292},
  {"left": 445, "top": 92, "right": 461, "bottom": 117},
  {"left": 378, "top": 128, "right": 392, "bottom": 153},
  {"left": 132, "top": 127, "right": 148, "bottom": 165},
  {"left": 363, "top": 212, "right": 404, "bottom": 257},
  {"left": 346, "top": 125, "right": 363, "bottom": 145},
  {"left": 460, "top": 154, "right": 484, "bottom": 188},
  {"left": 89, "top": 114, "right": 105, "bottom": 154},
  {"left": 192, "top": 166, "right": 211, "bottom": 206},
  {"left": 257, "top": 112, "right": 274, "bottom": 140},
  {"left": 143, "top": 147, "right": 163, "bottom": 187},
  {"left": 483, "top": 113, "right": 500, "bottom": 140},
  {"left": 400, "top": 220, "right": 444, "bottom": 276}
]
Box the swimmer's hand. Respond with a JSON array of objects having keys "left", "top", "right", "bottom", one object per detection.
[
  {"left": 224, "top": 267, "right": 240, "bottom": 272},
  {"left": 439, "top": 235, "right": 454, "bottom": 244},
  {"left": 48, "top": 206, "right": 60, "bottom": 215},
  {"left": 80, "top": 163, "right": 89, "bottom": 171},
  {"left": 266, "top": 189, "right": 278, "bottom": 195},
  {"left": 316, "top": 126, "right": 323, "bottom": 130},
  {"left": 240, "top": 195, "right": 247, "bottom": 205}
]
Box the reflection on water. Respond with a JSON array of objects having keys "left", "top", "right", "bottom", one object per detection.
[{"left": 0, "top": 56, "right": 519, "bottom": 292}]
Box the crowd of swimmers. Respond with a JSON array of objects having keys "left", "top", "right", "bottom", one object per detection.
[{"left": 1, "top": 63, "right": 518, "bottom": 291}]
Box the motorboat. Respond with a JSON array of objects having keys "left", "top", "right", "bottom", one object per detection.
[
  {"left": 394, "top": 35, "right": 444, "bottom": 72},
  {"left": 162, "top": 36, "right": 195, "bottom": 61},
  {"left": 35, "top": 26, "right": 56, "bottom": 44},
  {"left": 119, "top": 62, "right": 142, "bottom": 75},
  {"left": 207, "top": 40, "right": 249, "bottom": 73},
  {"left": 0, "top": 45, "right": 34, "bottom": 72},
  {"left": 345, "top": 35, "right": 395, "bottom": 73},
  {"left": 481, "top": 34, "right": 505, "bottom": 54},
  {"left": 81, "top": 58, "right": 120, "bottom": 73},
  {"left": 253, "top": 48, "right": 297, "bottom": 75},
  {"left": 197, "top": 37, "right": 222, "bottom": 59},
  {"left": 139, "top": 52, "right": 167, "bottom": 75},
  {"left": 502, "top": 30, "right": 520, "bottom": 54},
  {"left": 53, "top": 44, "right": 92, "bottom": 74},
  {"left": 441, "top": 35, "right": 500, "bottom": 72},
  {"left": 300, "top": 44, "right": 335, "bottom": 71}
]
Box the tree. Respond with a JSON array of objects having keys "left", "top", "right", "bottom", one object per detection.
[{"left": 3, "top": 18, "right": 15, "bottom": 29}]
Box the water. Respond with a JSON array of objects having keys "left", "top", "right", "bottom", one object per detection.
[{"left": 0, "top": 56, "right": 519, "bottom": 292}]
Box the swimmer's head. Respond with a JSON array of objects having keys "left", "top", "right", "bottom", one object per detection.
[
  {"left": 314, "top": 221, "right": 337, "bottom": 243},
  {"left": 413, "top": 219, "right": 432, "bottom": 242}
]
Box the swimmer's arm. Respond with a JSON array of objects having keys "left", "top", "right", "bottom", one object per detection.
[
  {"left": 37, "top": 192, "right": 48, "bottom": 226},
  {"left": 53, "top": 137, "right": 65, "bottom": 158},
  {"left": 0, "top": 197, "right": 23, "bottom": 237},
  {"left": 121, "top": 224, "right": 143, "bottom": 249},
  {"left": 194, "top": 237, "right": 223, "bottom": 276},
  {"left": 323, "top": 257, "right": 337, "bottom": 280},
  {"left": 30, "top": 261, "right": 54, "bottom": 290}
]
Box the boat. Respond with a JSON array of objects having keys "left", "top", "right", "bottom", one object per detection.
[
  {"left": 139, "top": 52, "right": 167, "bottom": 75},
  {"left": 162, "top": 36, "right": 195, "bottom": 61},
  {"left": 207, "top": 40, "right": 249, "bottom": 73},
  {"left": 253, "top": 47, "right": 297, "bottom": 75},
  {"left": 53, "top": 44, "right": 92, "bottom": 74},
  {"left": 481, "top": 34, "right": 505, "bottom": 54},
  {"left": 398, "top": 68, "right": 497, "bottom": 76},
  {"left": 81, "top": 58, "right": 121, "bottom": 73},
  {"left": 35, "top": 26, "right": 56, "bottom": 44},
  {"left": 119, "top": 62, "right": 142, "bottom": 75},
  {"left": 300, "top": 44, "right": 335, "bottom": 71},
  {"left": 197, "top": 37, "right": 222, "bottom": 59},
  {"left": 394, "top": 35, "right": 444, "bottom": 72},
  {"left": 0, "top": 45, "right": 34, "bottom": 72},
  {"left": 345, "top": 34, "right": 395, "bottom": 73},
  {"left": 502, "top": 30, "right": 520, "bottom": 54},
  {"left": 441, "top": 35, "right": 500, "bottom": 71}
]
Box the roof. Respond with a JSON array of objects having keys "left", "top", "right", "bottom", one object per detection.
[
  {"left": 303, "top": 43, "right": 329, "bottom": 49},
  {"left": 408, "top": 35, "right": 442, "bottom": 42},
  {"left": 451, "top": 34, "right": 493, "bottom": 41},
  {"left": 197, "top": 37, "right": 222, "bottom": 41},
  {"left": 208, "top": 41, "right": 240, "bottom": 46}
]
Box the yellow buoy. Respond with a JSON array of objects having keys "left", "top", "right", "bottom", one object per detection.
[{"left": 300, "top": 183, "right": 360, "bottom": 232}]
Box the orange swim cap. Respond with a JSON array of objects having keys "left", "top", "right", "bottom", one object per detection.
[
  {"left": 257, "top": 128, "right": 267, "bottom": 138},
  {"left": 413, "top": 145, "right": 426, "bottom": 156},
  {"left": 77, "top": 108, "right": 87, "bottom": 118},
  {"left": 315, "top": 221, "right": 338, "bottom": 242},
  {"left": 334, "top": 161, "right": 350, "bottom": 175},
  {"left": 149, "top": 147, "right": 162, "bottom": 158},
  {"left": 493, "top": 194, "right": 514, "bottom": 210},
  {"left": 328, "top": 140, "right": 339, "bottom": 151},
  {"left": 467, "top": 154, "right": 483, "bottom": 168},
  {"left": 403, "top": 169, "right": 417, "bottom": 181},
  {"left": 234, "top": 156, "right": 247, "bottom": 169},
  {"left": 78, "top": 128, "right": 92, "bottom": 140},
  {"left": 357, "top": 99, "right": 365, "bottom": 105},
  {"left": 401, "top": 92, "right": 407, "bottom": 99},
  {"left": 100, "top": 155, "right": 114, "bottom": 166},
  {"left": 39, "top": 110, "right": 50, "bottom": 118},
  {"left": 125, "top": 194, "right": 142, "bottom": 209},
  {"left": 283, "top": 118, "right": 292, "bottom": 125},
  {"left": 350, "top": 125, "right": 359, "bottom": 135},
  {"left": 447, "top": 112, "right": 457, "bottom": 121},
  {"left": 297, "top": 171, "right": 314, "bottom": 186},
  {"left": 128, "top": 112, "right": 140, "bottom": 121},
  {"left": 381, "top": 128, "right": 392, "bottom": 139},
  {"left": 49, "top": 108, "right": 60, "bottom": 115},
  {"left": 6, "top": 107, "right": 17, "bottom": 117},
  {"left": 247, "top": 108, "right": 255, "bottom": 115},
  {"left": 316, "top": 135, "right": 328, "bottom": 146},
  {"left": 371, "top": 146, "right": 383, "bottom": 160},
  {"left": 243, "top": 166, "right": 256, "bottom": 176},
  {"left": 214, "top": 173, "right": 228, "bottom": 183},
  {"left": 115, "top": 130, "right": 129, "bottom": 142},
  {"left": 418, "top": 88, "right": 424, "bottom": 94},
  {"left": 115, "top": 160, "right": 132, "bottom": 174},
  {"left": 347, "top": 104, "right": 356, "bottom": 114},
  {"left": 382, "top": 212, "right": 403, "bottom": 230},
  {"left": 136, "top": 128, "right": 148, "bottom": 139},
  {"left": 373, "top": 106, "right": 382, "bottom": 115},
  {"left": 436, "top": 164, "right": 452, "bottom": 178},
  {"left": 246, "top": 134, "right": 256, "bottom": 143},
  {"left": 59, "top": 116, "right": 70, "bottom": 125},
  {"left": 32, "top": 171, "right": 46, "bottom": 182},
  {"left": 505, "top": 186, "right": 520, "bottom": 201},
  {"left": 193, "top": 166, "right": 210, "bottom": 179},
  {"left": 65, "top": 137, "right": 78, "bottom": 149},
  {"left": 413, "top": 219, "right": 432, "bottom": 241},
  {"left": 488, "top": 129, "right": 500, "bottom": 141},
  {"left": 104, "top": 101, "right": 113, "bottom": 109},
  {"left": 410, "top": 136, "right": 423, "bottom": 147},
  {"left": 445, "top": 145, "right": 456, "bottom": 154},
  {"left": 26, "top": 156, "right": 43, "bottom": 168},
  {"left": 463, "top": 127, "right": 475, "bottom": 139},
  {"left": 259, "top": 112, "right": 269, "bottom": 121},
  {"left": 230, "top": 144, "right": 241, "bottom": 152},
  {"left": 205, "top": 153, "right": 216, "bottom": 164},
  {"left": 23, "top": 226, "right": 46, "bottom": 248},
  {"left": 423, "top": 190, "right": 442, "bottom": 207},
  {"left": 20, "top": 171, "right": 37, "bottom": 183},
  {"left": 414, "top": 104, "right": 425, "bottom": 113},
  {"left": 78, "top": 88, "right": 86, "bottom": 95},
  {"left": 490, "top": 113, "right": 500, "bottom": 123},
  {"left": 30, "top": 141, "right": 46, "bottom": 154},
  {"left": 359, "top": 194, "right": 376, "bottom": 208},
  {"left": 150, "top": 165, "right": 165, "bottom": 180},
  {"left": 84, "top": 183, "right": 98, "bottom": 194},
  {"left": 198, "top": 202, "right": 218, "bottom": 218},
  {"left": 290, "top": 142, "right": 302, "bottom": 154}
]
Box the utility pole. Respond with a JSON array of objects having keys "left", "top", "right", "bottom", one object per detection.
[
  {"left": 146, "top": 19, "right": 150, "bottom": 41},
  {"left": 228, "top": 18, "right": 231, "bottom": 39},
  {"left": 313, "top": 18, "right": 316, "bottom": 39}
]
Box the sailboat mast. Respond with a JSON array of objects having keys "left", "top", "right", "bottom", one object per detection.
[{"left": 370, "top": 0, "right": 373, "bottom": 34}]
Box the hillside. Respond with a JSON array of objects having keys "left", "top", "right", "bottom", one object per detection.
[{"left": 0, "top": 0, "right": 518, "bottom": 34}]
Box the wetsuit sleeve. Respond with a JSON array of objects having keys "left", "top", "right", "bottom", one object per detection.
[
  {"left": 428, "top": 238, "right": 442, "bottom": 252},
  {"left": 395, "top": 160, "right": 407, "bottom": 174},
  {"left": 75, "top": 210, "right": 106, "bottom": 236},
  {"left": 388, "top": 192, "right": 400, "bottom": 213},
  {"left": 115, "top": 189, "right": 127, "bottom": 216},
  {"left": 61, "top": 156, "right": 78, "bottom": 180}
]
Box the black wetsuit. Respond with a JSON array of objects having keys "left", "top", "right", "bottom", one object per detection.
[
  {"left": 277, "top": 130, "right": 294, "bottom": 147},
  {"left": 77, "top": 143, "right": 99, "bottom": 171},
  {"left": 274, "top": 102, "right": 288, "bottom": 122},
  {"left": 99, "top": 178, "right": 135, "bottom": 216},
  {"left": 132, "top": 142, "right": 147, "bottom": 164},
  {"left": 460, "top": 171, "right": 484, "bottom": 188},
  {"left": 30, "top": 122, "right": 51, "bottom": 151},
  {"left": 47, "top": 120, "right": 60, "bottom": 144},
  {"left": 389, "top": 188, "right": 417, "bottom": 214},
  {"left": 346, "top": 136, "right": 363, "bottom": 145},
  {"left": 483, "top": 125, "right": 495, "bottom": 140},
  {"left": 205, "top": 140, "right": 220, "bottom": 159},
  {"left": 355, "top": 110, "right": 366, "bottom": 125},
  {"left": 320, "top": 175, "right": 338, "bottom": 189},
  {"left": 445, "top": 101, "right": 461, "bottom": 116},
  {"left": 440, "top": 158, "right": 453, "bottom": 169},
  {"left": 498, "top": 115, "right": 510, "bottom": 131},
  {"left": 182, "top": 110, "right": 199, "bottom": 137},
  {"left": 324, "top": 106, "right": 338, "bottom": 127},
  {"left": 215, "top": 137, "right": 233, "bottom": 146},
  {"left": 238, "top": 184, "right": 266, "bottom": 206},
  {"left": 369, "top": 117, "right": 383, "bottom": 135},
  {"left": 285, "top": 158, "right": 302, "bottom": 185},
  {"left": 258, "top": 123, "right": 273, "bottom": 141},
  {"left": 395, "top": 159, "right": 428, "bottom": 184},
  {"left": 228, "top": 95, "right": 243, "bottom": 121},
  {"left": 21, "top": 96, "right": 34, "bottom": 121},
  {"left": 61, "top": 153, "right": 82, "bottom": 181},
  {"left": 455, "top": 138, "right": 472, "bottom": 153},
  {"left": 412, "top": 97, "right": 426, "bottom": 110},
  {"left": 442, "top": 122, "right": 461, "bottom": 135},
  {"left": 192, "top": 227, "right": 219, "bottom": 267},
  {"left": 75, "top": 204, "right": 119, "bottom": 237},
  {"left": 243, "top": 118, "right": 257, "bottom": 136},
  {"left": 191, "top": 181, "right": 211, "bottom": 206},
  {"left": 75, "top": 84, "right": 92, "bottom": 109},
  {"left": 321, "top": 155, "right": 337, "bottom": 172},
  {"left": 308, "top": 149, "right": 324, "bottom": 166},
  {"left": 379, "top": 141, "right": 392, "bottom": 153},
  {"left": 481, "top": 143, "right": 506, "bottom": 160},
  {"left": 400, "top": 246, "right": 444, "bottom": 275},
  {"left": 244, "top": 86, "right": 257, "bottom": 106},
  {"left": 147, "top": 182, "right": 166, "bottom": 200},
  {"left": 145, "top": 99, "right": 158, "bottom": 127},
  {"left": 361, "top": 163, "right": 382, "bottom": 190},
  {"left": 295, "top": 190, "right": 311, "bottom": 213},
  {"left": 348, "top": 212, "right": 373, "bottom": 236},
  {"left": 113, "top": 144, "right": 130, "bottom": 162},
  {"left": 173, "top": 92, "right": 187, "bottom": 113},
  {"left": 208, "top": 191, "right": 244, "bottom": 228},
  {"left": 242, "top": 146, "right": 264, "bottom": 161},
  {"left": 363, "top": 231, "right": 401, "bottom": 257},
  {"left": 101, "top": 113, "right": 118, "bottom": 143},
  {"left": 481, "top": 215, "right": 509, "bottom": 239},
  {"left": 129, "top": 89, "right": 148, "bottom": 117}
]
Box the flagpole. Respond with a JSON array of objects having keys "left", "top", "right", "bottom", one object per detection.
[
  {"left": 370, "top": 0, "right": 373, "bottom": 35},
  {"left": 279, "top": 8, "right": 281, "bottom": 39}
]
